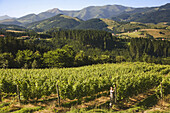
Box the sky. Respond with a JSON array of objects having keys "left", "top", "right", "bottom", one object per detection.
[{"left": 0, "top": 0, "right": 170, "bottom": 17}]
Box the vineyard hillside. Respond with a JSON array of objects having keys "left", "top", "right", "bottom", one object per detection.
[{"left": 0, "top": 62, "right": 169, "bottom": 112}]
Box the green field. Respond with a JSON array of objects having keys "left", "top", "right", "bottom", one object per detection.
[
  {"left": 119, "top": 29, "right": 170, "bottom": 39},
  {"left": 0, "top": 62, "right": 169, "bottom": 112}
]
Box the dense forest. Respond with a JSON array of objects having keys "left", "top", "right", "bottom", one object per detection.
[{"left": 0, "top": 28, "right": 169, "bottom": 69}]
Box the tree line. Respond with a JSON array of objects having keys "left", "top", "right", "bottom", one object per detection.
[{"left": 0, "top": 29, "right": 169, "bottom": 68}]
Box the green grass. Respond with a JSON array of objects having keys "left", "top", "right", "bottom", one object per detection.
[
  {"left": 121, "top": 31, "right": 144, "bottom": 38},
  {"left": 13, "top": 106, "right": 42, "bottom": 113},
  {"left": 0, "top": 102, "right": 10, "bottom": 108}
]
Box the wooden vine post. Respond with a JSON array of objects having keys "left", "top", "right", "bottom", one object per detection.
[
  {"left": 114, "top": 84, "right": 117, "bottom": 103},
  {"left": 160, "top": 82, "right": 163, "bottom": 99},
  {"left": 0, "top": 88, "right": 1, "bottom": 102},
  {"left": 17, "top": 85, "right": 21, "bottom": 104},
  {"left": 56, "top": 83, "right": 60, "bottom": 107},
  {"left": 160, "top": 82, "right": 163, "bottom": 107}
]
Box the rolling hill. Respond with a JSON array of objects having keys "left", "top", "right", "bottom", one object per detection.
[
  {"left": 0, "top": 15, "right": 13, "bottom": 20},
  {"left": 112, "top": 3, "right": 170, "bottom": 23},
  {"left": 25, "top": 14, "right": 82, "bottom": 30},
  {"left": 74, "top": 18, "right": 108, "bottom": 30},
  {"left": 0, "top": 19, "right": 22, "bottom": 25},
  {"left": 25, "top": 15, "right": 122, "bottom": 31},
  {"left": 0, "top": 24, "right": 25, "bottom": 30},
  {"left": 25, "top": 14, "right": 157, "bottom": 33}
]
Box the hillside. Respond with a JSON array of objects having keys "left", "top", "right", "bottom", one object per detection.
[
  {"left": 17, "top": 14, "right": 42, "bottom": 24},
  {"left": 0, "top": 15, "right": 13, "bottom": 20},
  {"left": 0, "top": 19, "right": 22, "bottom": 25},
  {"left": 112, "top": 3, "right": 170, "bottom": 23},
  {"left": 74, "top": 19, "right": 108, "bottom": 30},
  {"left": 65, "top": 5, "right": 133, "bottom": 20},
  {"left": 25, "top": 14, "right": 82, "bottom": 30},
  {"left": 74, "top": 18, "right": 121, "bottom": 31},
  {"left": 0, "top": 24, "right": 25, "bottom": 30},
  {"left": 25, "top": 14, "right": 170, "bottom": 35}
]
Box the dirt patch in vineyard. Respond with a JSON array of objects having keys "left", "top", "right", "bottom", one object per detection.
[
  {"left": 76, "top": 96, "right": 110, "bottom": 108},
  {"left": 126, "top": 90, "right": 155, "bottom": 107},
  {"left": 1, "top": 91, "right": 169, "bottom": 113},
  {"left": 144, "top": 99, "right": 170, "bottom": 113}
]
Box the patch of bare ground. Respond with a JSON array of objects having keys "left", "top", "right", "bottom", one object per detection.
[
  {"left": 76, "top": 96, "right": 110, "bottom": 109},
  {"left": 2, "top": 90, "right": 169, "bottom": 113},
  {"left": 144, "top": 100, "right": 170, "bottom": 113},
  {"left": 121, "top": 90, "right": 155, "bottom": 108},
  {"left": 35, "top": 107, "right": 70, "bottom": 113}
]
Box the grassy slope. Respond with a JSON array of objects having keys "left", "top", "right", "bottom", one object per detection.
[
  {"left": 25, "top": 14, "right": 82, "bottom": 30},
  {"left": 119, "top": 29, "right": 170, "bottom": 38},
  {"left": 100, "top": 18, "right": 120, "bottom": 31},
  {"left": 140, "top": 29, "right": 170, "bottom": 38},
  {"left": 121, "top": 31, "right": 144, "bottom": 38}
]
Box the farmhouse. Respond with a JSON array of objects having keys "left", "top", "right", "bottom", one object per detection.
[
  {"left": 21, "top": 36, "right": 30, "bottom": 39},
  {"left": 0, "top": 35, "right": 5, "bottom": 37}
]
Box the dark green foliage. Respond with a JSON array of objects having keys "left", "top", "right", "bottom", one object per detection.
[
  {"left": 74, "top": 19, "right": 108, "bottom": 30},
  {"left": 129, "top": 38, "right": 170, "bottom": 64},
  {"left": 0, "top": 28, "right": 169, "bottom": 68},
  {"left": 0, "top": 53, "right": 14, "bottom": 68},
  {"left": 13, "top": 106, "right": 42, "bottom": 113},
  {"left": 113, "top": 22, "right": 149, "bottom": 33},
  {"left": 43, "top": 46, "right": 75, "bottom": 68},
  {"left": 136, "top": 94, "right": 158, "bottom": 109},
  {"left": 50, "top": 29, "right": 115, "bottom": 50},
  {"left": 15, "top": 50, "right": 42, "bottom": 68},
  {"left": 0, "top": 24, "right": 26, "bottom": 31},
  {"left": 0, "top": 36, "right": 26, "bottom": 54},
  {"left": 1, "top": 78, "right": 17, "bottom": 93}
]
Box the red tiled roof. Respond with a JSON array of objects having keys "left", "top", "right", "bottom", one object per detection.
[
  {"left": 21, "top": 36, "right": 29, "bottom": 37},
  {"left": 0, "top": 35, "right": 5, "bottom": 37}
]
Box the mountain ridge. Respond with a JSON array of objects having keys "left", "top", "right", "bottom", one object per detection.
[
  {"left": 0, "top": 15, "right": 14, "bottom": 21},
  {"left": 112, "top": 3, "right": 170, "bottom": 23},
  {"left": 0, "top": 3, "right": 169, "bottom": 25},
  {"left": 0, "top": 4, "right": 134, "bottom": 25}
]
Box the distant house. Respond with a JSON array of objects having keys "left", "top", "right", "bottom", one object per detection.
[
  {"left": 0, "top": 35, "right": 5, "bottom": 37},
  {"left": 112, "top": 33, "right": 118, "bottom": 36},
  {"left": 21, "top": 36, "right": 30, "bottom": 39}
]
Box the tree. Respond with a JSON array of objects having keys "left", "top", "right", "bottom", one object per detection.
[
  {"left": 15, "top": 50, "right": 34, "bottom": 68},
  {"left": 43, "top": 48, "right": 75, "bottom": 68},
  {"left": 33, "top": 51, "right": 42, "bottom": 68},
  {"left": 0, "top": 37, "right": 4, "bottom": 53},
  {"left": 32, "top": 60, "right": 38, "bottom": 69},
  {"left": 0, "top": 53, "right": 14, "bottom": 68},
  {"left": 75, "top": 50, "right": 89, "bottom": 66},
  {"left": 115, "top": 56, "right": 125, "bottom": 63},
  {"left": 62, "top": 45, "right": 76, "bottom": 66}
]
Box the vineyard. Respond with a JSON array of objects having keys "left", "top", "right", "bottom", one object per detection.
[{"left": 0, "top": 62, "right": 170, "bottom": 112}]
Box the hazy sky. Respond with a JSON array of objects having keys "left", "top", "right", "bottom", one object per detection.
[{"left": 0, "top": 0, "right": 169, "bottom": 17}]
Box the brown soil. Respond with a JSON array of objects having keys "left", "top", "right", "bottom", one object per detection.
[{"left": 1, "top": 91, "right": 170, "bottom": 113}]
